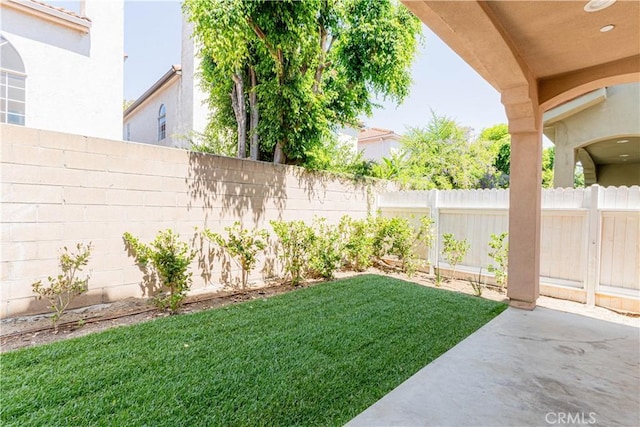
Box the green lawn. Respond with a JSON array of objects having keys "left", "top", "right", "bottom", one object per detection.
[{"left": 1, "top": 274, "right": 506, "bottom": 426}]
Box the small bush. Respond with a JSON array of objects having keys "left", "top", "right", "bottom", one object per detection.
[
  {"left": 203, "top": 222, "right": 269, "bottom": 290},
  {"left": 270, "top": 220, "right": 315, "bottom": 285},
  {"left": 468, "top": 268, "right": 485, "bottom": 296},
  {"left": 339, "top": 216, "right": 374, "bottom": 272},
  {"left": 123, "top": 230, "right": 195, "bottom": 313},
  {"left": 308, "top": 217, "right": 343, "bottom": 279},
  {"left": 32, "top": 243, "right": 92, "bottom": 331},
  {"left": 372, "top": 216, "right": 419, "bottom": 275},
  {"left": 442, "top": 233, "right": 470, "bottom": 280},
  {"left": 487, "top": 232, "right": 508, "bottom": 291},
  {"left": 416, "top": 216, "right": 435, "bottom": 266}
]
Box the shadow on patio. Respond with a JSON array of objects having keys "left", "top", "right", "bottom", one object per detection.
[{"left": 347, "top": 305, "right": 639, "bottom": 426}]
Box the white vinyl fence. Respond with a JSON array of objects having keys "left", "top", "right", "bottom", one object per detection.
[{"left": 378, "top": 186, "right": 640, "bottom": 304}]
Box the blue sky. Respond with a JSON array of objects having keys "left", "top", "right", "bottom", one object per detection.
[{"left": 123, "top": 1, "right": 508, "bottom": 137}]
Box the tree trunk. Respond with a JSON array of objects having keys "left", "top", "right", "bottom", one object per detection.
[
  {"left": 231, "top": 70, "right": 246, "bottom": 158},
  {"left": 273, "top": 141, "right": 285, "bottom": 164},
  {"left": 249, "top": 67, "right": 259, "bottom": 161}
]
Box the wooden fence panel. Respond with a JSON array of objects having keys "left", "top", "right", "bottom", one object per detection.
[
  {"left": 540, "top": 211, "right": 586, "bottom": 285},
  {"left": 599, "top": 211, "right": 640, "bottom": 291},
  {"left": 437, "top": 209, "right": 508, "bottom": 270},
  {"left": 378, "top": 185, "right": 639, "bottom": 298}
]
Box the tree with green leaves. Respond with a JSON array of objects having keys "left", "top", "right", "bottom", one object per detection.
[
  {"left": 477, "top": 123, "right": 510, "bottom": 188},
  {"left": 184, "top": 0, "right": 422, "bottom": 164},
  {"left": 392, "top": 112, "right": 493, "bottom": 189},
  {"left": 541, "top": 146, "right": 555, "bottom": 188}
]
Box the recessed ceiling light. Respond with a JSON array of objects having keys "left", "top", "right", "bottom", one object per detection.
[
  {"left": 584, "top": 0, "right": 616, "bottom": 12},
  {"left": 600, "top": 24, "right": 615, "bottom": 32},
  {"left": 619, "top": 154, "right": 629, "bottom": 157},
  {"left": 617, "top": 139, "right": 629, "bottom": 143}
]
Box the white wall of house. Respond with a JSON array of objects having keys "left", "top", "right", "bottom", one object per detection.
[
  {"left": 123, "top": 75, "right": 185, "bottom": 148},
  {"left": 122, "top": 17, "right": 208, "bottom": 149},
  {"left": 358, "top": 138, "right": 401, "bottom": 161},
  {"left": 180, "top": 19, "right": 208, "bottom": 138},
  {"left": 1, "top": 0, "right": 124, "bottom": 140}
]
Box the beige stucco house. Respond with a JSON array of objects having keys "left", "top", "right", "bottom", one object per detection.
[
  {"left": 0, "top": 0, "right": 124, "bottom": 140},
  {"left": 543, "top": 82, "right": 640, "bottom": 188}
]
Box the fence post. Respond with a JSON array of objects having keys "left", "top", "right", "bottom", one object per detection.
[
  {"left": 585, "top": 184, "right": 600, "bottom": 307},
  {"left": 431, "top": 190, "right": 440, "bottom": 276}
]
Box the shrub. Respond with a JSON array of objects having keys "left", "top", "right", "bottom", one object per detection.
[
  {"left": 468, "top": 267, "right": 484, "bottom": 296},
  {"left": 339, "top": 216, "right": 374, "bottom": 271},
  {"left": 270, "top": 220, "right": 315, "bottom": 285},
  {"left": 203, "top": 222, "right": 269, "bottom": 290},
  {"left": 416, "top": 215, "right": 435, "bottom": 266},
  {"left": 32, "top": 243, "right": 92, "bottom": 332},
  {"left": 123, "top": 230, "right": 195, "bottom": 313},
  {"left": 441, "top": 233, "right": 469, "bottom": 279},
  {"left": 308, "top": 217, "right": 343, "bottom": 279},
  {"left": 372, "top": 216, "right": 419, "bottom": 275},
  {"left": 487, "top": 232, "right": 509, "bottom": 291}
]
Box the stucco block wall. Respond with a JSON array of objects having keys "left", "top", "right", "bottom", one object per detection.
[
  {"left": 1, "top": 0, "right": 124, "bottom": 140},
  {"left": 1, "top": 124, "right": 389, "bottom": 318}
]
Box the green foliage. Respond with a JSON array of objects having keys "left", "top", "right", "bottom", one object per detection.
[
  {"left": 467, "top": 268, "right": 484, "bottom": 297},
  {"left": 123, "top": 230, "right": 195, "bottom": 313},
  {"left": 396, "top": 112, "right": 492, "bottom": 189},
  {"left": 434, "top": 263, "right": 443, "bottom": 288},
  {"left": 303, "top": 134, "right": 374, "bottom": 177},
  {"left": 370, "top": 152, "right": 405, "bottom": 180},
  {"left": 31, "top": 243, "right": 92, "bottom": 331},
  {"left": 477, "top": 123, "right": 510, "bottom": 188},
  {"left": 188, "top": 128, "right": 237, "bottom": 157},
  {"left": 1, "top": 275, "right": 507, "bottom": 426},
  {"left": 339, "top": 215, "right": 374, "bottom": 271},
  {"left": 270, "top": 220, "right": 315, "bottom": 285},
  {"left": 416, "top": 215, "right": 435, "bottom": 265},
  {"left": 487, "top": 232, "right": 508, "bottom": 291},
  {"left": 185, "top": 0, "right": 422, "bottom": 164},
  {"left": 574, "top": 162, "right": 585, "bottom": 188},
  {"left": 372, "top": 216, "right": 419, "bottom": 275},
  {"left": 542, "top": 146, "right": 555, "bottom": 188},
  {"left": 441, "top": 233, "right": 469, "bottom": 279},
  {"left": 203, "top": 222, "right": 269, "bottom": 290},
  {"left": 308, "top": 217, "right": 344, "bottom": 279}
]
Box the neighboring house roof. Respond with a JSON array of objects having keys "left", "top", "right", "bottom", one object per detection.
[
  {"left": 358, "top": 128, "right": 402, "bottom": 143},
  {"left": 124, "top": 65, "right": 182, "bottom": 118},
  {"left": 2, "top": 0, "right": 92, "bottom": 32},
  {"left": 27, "top": 0, "right": 90, "bottom": 21}
]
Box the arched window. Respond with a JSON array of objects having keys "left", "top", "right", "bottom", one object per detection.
[
  {"left": 158, "top": 104, "right": 166, "bottom": 141},
  {"left": 0, "top": 36, "right": 26, "bottom": 126}
]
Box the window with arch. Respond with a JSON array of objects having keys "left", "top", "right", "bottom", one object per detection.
[
  {"left": 158, "top": 104, "right": 166, "bottom": 141},
  {"left": 0, "top": 36, "right": 26, "bottom": 126}
]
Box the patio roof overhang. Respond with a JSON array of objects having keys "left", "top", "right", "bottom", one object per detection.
[{"left": 401, "top": 0, "right": 640, "bottom": 309}]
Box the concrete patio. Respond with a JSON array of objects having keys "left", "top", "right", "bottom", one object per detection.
[{"left": 347, "top": 305, "right": 640, "bottom": 427}]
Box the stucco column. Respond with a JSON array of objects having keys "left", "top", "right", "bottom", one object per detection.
[
  {"left": 552, "top": 122, "right": 575, "bottom": 188},
  {"left": 508, "top": 129, "right": 542, "bottom": 309}
]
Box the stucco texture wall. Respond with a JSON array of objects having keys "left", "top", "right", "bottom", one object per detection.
[
  {"left": 358, "top": 139, "right": 401, "bottom": 162},
  {"left": 124, "top": 78, "right": 186, "bottom": 148},
  {"left": 0, "top": 125, "right": 391, "bottom": 318},
  {"left": 1, "top": 0, "right": 124, "bottom": 140}
]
